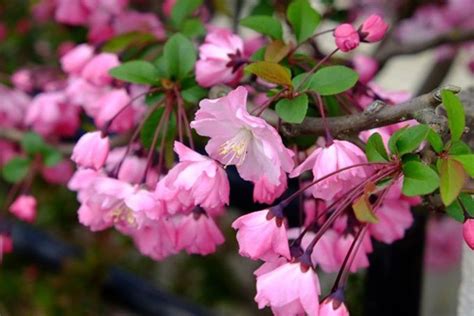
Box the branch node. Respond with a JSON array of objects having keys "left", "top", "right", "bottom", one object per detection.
[
  {"left": 433, "top": 84, "right": 461, "bottom": 101},
  {"left": 364, "top": 100, "right": 386, "bottom": 115}
]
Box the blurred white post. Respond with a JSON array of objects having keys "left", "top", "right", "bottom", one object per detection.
[{"left": 458, "top": 245, "right": 474, "bottom": 316}]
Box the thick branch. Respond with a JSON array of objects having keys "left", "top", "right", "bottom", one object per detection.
[
  {"left": 374, "top": 29, "right": 474, "bottom": 64},
  {"left": 281, "top": 85, "right": 461, "bottom": 137}
]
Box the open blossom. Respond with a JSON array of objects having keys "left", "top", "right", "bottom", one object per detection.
[
  {"left": 71, "top": 131, "right": 110, "bottom": 170},
  {"left": 369, "top": 200, "right": 413, "bottom": 244},
  {"left": 290, "top": 140, "right": 368, "bottom": 201},
  {"left": 156, "top": 142, "right": 230, "bottom": 214},
  {"left": 463, "top": 219, "right": 474, "bottom": 250},
  {"left": 175, "top": 212, "right": 225, "bottom": 255},
  {"left": 132, "top": 218, "right": 178, "bottom": 260},
  {"left": 359, "top": 14, "right": 389, "bottom": 42},
  {"left": 195, "top": 28, "right": 245, "bottom": 87},
  {"left": 81, "top": 53, "right": 120, "bottom": 86},
  {"left": 0, "top": 84, "right": 31, "bottom": 128},
  {"left": 94, "top": 89, "right": 134, "bottom": 132},
  {"left": 253, "top": 171, "right": 287, "bottom": 204},
  {"left": 60, "top": 44, "right": 94, "bottom": 75},
  {"left": 232, "top": 208, "right": 290, "bottom": 261},
  {"left": 9, "top": 195, "right": 37, "bottom": 223},
  {"left": 255, "top": 261, "right": 320, "bottom": 316},
  {"left": 191, "top": 86, "right": 293, "bottom": 188},
  {"left": 113, "top": 11, "right": 165, "bottom": 40},
  {"left": 334, "top": 24, "right": 360, "bottom": 52},
  {"left": 55, "top": 0, "right": 89, "bottom": 25}
]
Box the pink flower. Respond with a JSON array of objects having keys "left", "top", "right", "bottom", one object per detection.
[
  {"left": 11, "top": 69, "right": 34, "bottom": 93},
  {"left": 176, "top": 212, "right": 225, "bottom": 255},
  {"left": 463, "top": 219, "right": 474, "bottom": 250},
  {"left": 94, "top": 89, "right": 134, "bottom": 133},
  {"left": 162, "top": 0, "right": 176, "bottom": 16},
  {"left": 352, "top": 55, "right": 378, "bottom": 83},
  {"left": 156, "top": 142, "right": 230, "bottom": 214},
  {"left": 253, "top": 171, "right": 287, "bottom": 204},
  {"left": 68, "top": 168, "right": 102, "bottom": 203},
  {"left": 369, "top": 200, "right": 413, "bottom": 244},
  {"left": 132, "top": 218, "right": 178, "bottom": 260},
  {"left": 0, "top": 84, "right": 30, "bottom": 128},
  {"left": 81, "top": 53, "right": 120, "bottom": 86},
  {"left": 195, "top": 28, "right": 245, "bottom": 87},
  {"left": 55, "top": 0, "right": 90, "bottom": 25},
  {"left": 255, "top": 261, "right": 320, "bottom": 316},
  {"left": 319, "top": 297, "right": 349, "bottom": 316},
  {"left": 425, "top": 217, "right": 462, "bottom": 271},
  {"left": 232, "top": 208, "right": 291, "bottom": 261},
  {"left": 191, "top": 86, "right": 294, "bottom": 187},
  {"left": 9, "top": 195, "right": 37, "bottom": 223},
  {"left": 41, "top": 160, "right": 74, "bottom": 184},
  {"left": 290, "top": 140, "right": 368, "bottom": 201},
  {"left": 0, "top": 234, "right": 13, "bottom": 260},
  {"left": 113, "top": 11, "right": 165, "bottom": 39},
  {"left": 71, "top": 131, "right": 110, "bottom": 170},
  {"left": 61, "top": 44, "right": 95, "bottom": 75},
  {"left": 360, "top": 14, "right": 389, "bottom": 42},
  {"left": 334, "top": 24, "right": 360, "bottom": 52},
  {"left": 65, "top": 78, "right": 109, "bottom": 115}
]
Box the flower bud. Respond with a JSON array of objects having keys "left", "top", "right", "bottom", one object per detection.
[
  {"left": 334, "top": 24, "right": 360, "bottom": 52},
  {"left": 71, "top": 131, "right": 110, "bottom": 170},
  {"left": 359, "top": 14, "right": 389, "bottom": 43}
]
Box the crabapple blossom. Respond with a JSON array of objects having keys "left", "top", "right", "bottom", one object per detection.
[
  {"left": 359, "top": 14, "right": 389, "bottom": 42},
  {"left": 352, "top": 55, "right": 378, "bottom": 84},
  {"left": 94, "top": 89, "right": 135, "bottom": 132},
  {"left": 9, "top": 195, "right": 37, "bottom": 223},
  {"left": 319, "top": 297, "right": 350, "bottom": 316},
  {"left": 232, "top": 208, "right": 291, "bottom": 261},
  {"left": 60, "top": 44, "right": 95, "bottom": 75},
  {"left": 255, "top": 261, "right": 321, "bottom": 316},
  {"left": 81, "top": 53, "right": 120, "bottom": 86},
  {"left": 132, "top": 218, "right": 179, "bottom": 260},
  {"left": 253, "top": 171, "right": 288, "bottom": 205},
  {"left": 71, "top": 131, "right": 110, "bottom": 170},
  {"left": 155, "top": 142, "right": 230, "bottom": 214},
  {"left": 333, "top": 24, "right": 360, "bottom": 52},
  {"left": 191, "top": 86, "right": 293, "bottom": 188},
  {"left": 425, "top": 217, "right": 463, "bottom": 271},
  {"left": 463, "top": 219, "right": 474, "bottom": 250}
]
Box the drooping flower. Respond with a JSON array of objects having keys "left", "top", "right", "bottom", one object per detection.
[
  {"left": 132, "top": 218, "right": 178, "bottom": 260},
  {"left": 333, "top": 24, "right": 360, "bottom": 52},
  {"left": 463, "top": 219, "right": 474, "bottom": 250},
  {"left": 94, "top": 89, "right": 135, "bottom": 132},
  {"left": 232, "top": 208, "right": 291, "bottom": 261},
  {"left": 319, "top": 296, "right": 350, "bottom": 316},
  {"left": 156, "top": 142, "right": 230, "bottom": 214},
  {"left": 369, "top": 200, "right": 413, "bottom": 244},
  {"left": 290, "top": 140, "right": 368, "bottom": 201},
  {"left": 9, "top": 195, "right": 37, "bottom": 223},
  {"left": 175, "top": 211, "right": 225, "bottom": 255},
  {"left": 195, "top": 28, "right": 246, "bottom": 87},
  {"left": 255, "top": 261, "right": 320, "bottom": 316},
  {"left": 71, "top": 131, "right": 110, "bottom": 170},
  {"left": 359, "top": 14, "right": 389, "bottom": 42},
  {"left": 191, "top": 86, "right": 294, "bottom": 188},
  {"left": 253, "top": 171, "right": 288, "bottom": 204}
]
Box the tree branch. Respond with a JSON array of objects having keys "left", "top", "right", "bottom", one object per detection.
[
  {"left": 281, "top": 85, "right": 461, "bottom": 138},
  {"left": 374, "top": 29, "right": 474, "bottom": 65}
]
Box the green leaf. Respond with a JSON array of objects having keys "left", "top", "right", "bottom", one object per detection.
[
  {"left": 402, "top": 161, "right": 440, "bottom": 196},
  {"left": 250, "top": 47, "right": 266, "bottom": 62},
  {"left": 140, "top": 108, "right": 176, "bottom": 149},
  {"left": 365, "top": 133, "right": 389, "bottom": 162},
  {"left": 446, "top": 193, "right": 474, "bottom": 222},
  {"left": 181, "top": 18, "right": 206, "bottom": 37},
  {"left": 181, "top": 85, "right": 207, "bottom": 104},
  {"left": 441, "top": 90, "right": 465, "bottom": 141},
  {"left": 102, "top": 32, "right": 156, "bottom": 53},
  {"left": 240, "top": 15, "right": 283, "bottom": 39},
  {"left": 309, "top": 66, "right": 359, "bottom": 95},
  {"left": 448, "top": 140, "right": 472, "bottom": 155},
  {"left": 292, "top": 73, "right": 311, "bottom": 91},
  {"left": 352, "top": 194, "right": 378, "bottom": 224},
  {"left": 275, "top": 94, "right": 308, "bottom": 123},
  {"left": 162, "top": 33, "right": 197, "bottom": 81},
  {"left": 42, "top": 147, "right": 62, "bottom": 167},
  {"left": 439, "top": 158, "right": 466, "bottom": 205},
  {"left": 109, "top": 60, "right": 158, "bottom": 84},
  {"left": 324, "top": 95, "right": 342, "bottom": 116},
  {"left": 287, "top": 0, "right": 321, "bottom": 43},
  {"left": 171, "top": 0, "right": 203, "bottom": 27},
  {"left": 394, "top": 124, "right": 429, "bottom": 156},
  {"left": 446, "top": 200, "right": 465, "bottom": 222},
  {"left": 452, "top": 154, "right": 474, "bottom": 178},
  {"left": 459, "top": 193, "right": 474, "bottom": 218},
  {"left": 2, "top": 157, "right": 30, "bottom": 183},
  {"left": 21, "top": 132, "right": 45, "bottom": 154},
  {"left": 245, "top": 61, "right": 292, "bottom": 86},
  {"left": 388, "top": 127, "right": 407, "bottom": 155},
  {"left": 264, "top": 40, "right": 291, "bottom": 63},
  {"left": 427, "top": 128, "right": 443, "bottom": 153}
]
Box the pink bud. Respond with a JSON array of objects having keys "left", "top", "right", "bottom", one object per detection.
[
  {"left": 360, "top": 14, "right": 389, "bottom": 43},
  {"left": 9, "top": 195, "right": 37, "bottom": 223},
  {"left": 320, "top": 298, "right": 350, "bottom": 316},
  {"left": 463, "top": 219, "right": 474, "bottom": 250},
  {"left": 60, "top": 44, "right": 95, "bottom": 75},
  {"left": 334, "top": 24, "right": 360, "bottom": 52},
  {"left": 71, "top": 131, "right": 110, "bottom": 170}
]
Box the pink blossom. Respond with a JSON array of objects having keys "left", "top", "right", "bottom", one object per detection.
[
  {"left": 94, "top": 89, "right": 134, "bottom": 133},
  {"left": 0, "top": 84, "right": 30, "bottom": 128},
  {"left": 68, "top": 168, "right": 102, "bottom": 203},
  {"left": 65, "top": 78, "right": 109, "bottom": 115},
  {"left": 41, "top": 160, "right": 74, "bottom": 185},
  {"left": 61, "top": 44, "right": 95, "bottom": 75},
  {"left": 9, "top": 195, "right": 37, "bottom": 223},
  {"left": 290, "top": 140, "right": 368, "bottom": 201},
  {"left": 55, "top": 0, "right": 90, "bottom": 26},
  {"left": 32, "top": 0, "right": 56, "bottom": 22},
  {"left": 156, "top": 142, "right": 230, "bottom": 214},
  {"left": 82, "top": 0, "right": 129, "bottom": 15},
  {"left": 334, "top": 24, "right": 360, "bottom": 52},
  {"left": 71, "top": 131, "right": 110, "bottom": 170},
  {"left": 132, "top": 218, "right": 178, "bottom": 260},
  {"left": 425, "top": 217, "right": 462, "bottom": 271},
  {"left": 191, "top": 86, "right": 294, "bottom": 187},
  {"left": 162, "top": 0, "right": 176, "bottom": 16},
  {"left": 255, "top": 261, "right": 320, "bottom": 316},
  {"left": 319, "top": 298, "right": 349, "bottom": 316},
  {"left": 463, "top": 219, "right": 474, "bottom": 250},
  {"left": 369, "top": 200, "right": 413, "bottom": 244},
  {"left": 195, "top": 28, "right": 245, "bottom": 87},
  {"left": 81, "top": 53, "right": 120, "bottom": 86},
  {"left": 113, "top": 11, "right": 165, "bottom": 39},
  {"left": 232, "top": 209, "right": 291, "bottom": 261},
  {"left": 11, "top": 69, "right": 34, "bottom": 93},
  {"left": 253, "top": 171, "right": 288, "bottom": 204},
  {"left": 352, "top": 55, "right": 378, "bottom": 83},
  {"left": 176, "top": 212, "right": 225, "bottom": 255},
  {"left": 0, "top": 141, "right": 17, "bottom": 167},
  {"left": 0, "top": 234, "right": 13, "bottom": 260},
  {"left": 359, "top": 14, "right": 389, "bottom": 42}
]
